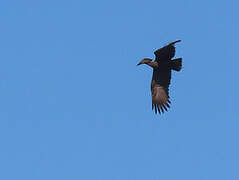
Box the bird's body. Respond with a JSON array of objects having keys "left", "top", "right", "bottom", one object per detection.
[{"left": 137, "top": 40, "right": 182, "bottom": 114}]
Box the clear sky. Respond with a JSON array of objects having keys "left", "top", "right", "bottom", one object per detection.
[{"left": 0, "top": 0, "right": 238, "bottom": 179}]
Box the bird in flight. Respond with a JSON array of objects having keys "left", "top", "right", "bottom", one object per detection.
[{"left": 137, "top": 40, "right": 182, "bottom": 114}]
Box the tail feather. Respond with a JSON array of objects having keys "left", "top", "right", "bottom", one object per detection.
[{"left": 170, "top": 58, "right": 182, "bottom": 71}]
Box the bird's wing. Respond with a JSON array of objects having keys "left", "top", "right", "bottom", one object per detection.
[
  {"left": 151, "top": 69, "right": 171, "bottom": 114},
  {"left": 154, "top": 40, "right": 181, "bottom": 62},
  {"left": 151, "top": 85, "right": 171, "bottom": 114}
]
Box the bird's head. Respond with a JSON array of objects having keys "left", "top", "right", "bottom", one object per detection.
[{"left": 137, "top": 58, "right": 153, "bottom": 66}]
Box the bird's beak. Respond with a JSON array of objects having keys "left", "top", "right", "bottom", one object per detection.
[{"left": 137, "top": 62, "right": 142, "bottom": 66}]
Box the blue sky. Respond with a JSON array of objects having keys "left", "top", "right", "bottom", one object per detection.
[{"left": 0, "top": 0, "right": 238, "bottom": 179}]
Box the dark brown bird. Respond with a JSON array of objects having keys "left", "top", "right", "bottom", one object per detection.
[{"left": 137, "top": 40, "right": 182, "bottom": 114}]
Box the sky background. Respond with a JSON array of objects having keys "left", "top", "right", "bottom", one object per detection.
[{"left": 0, "top": 0, "right": 239, "bottom": 179}]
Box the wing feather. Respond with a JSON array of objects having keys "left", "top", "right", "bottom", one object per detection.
[
  {"left": 154, "top": 40, "right": 181, "bottom": 62},
  {"left": 151, "top": 84, "right": 171, "bottom": 114},
  {"left": 151, "top": 67, "right": 172, "bottom": 114}
]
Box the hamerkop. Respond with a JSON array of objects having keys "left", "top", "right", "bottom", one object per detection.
[{"left": 137, "top": 40, "right": 182, "bottom": 114}]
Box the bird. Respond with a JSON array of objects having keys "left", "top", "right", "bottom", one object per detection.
[{"left": 137, "top": 40, "right": 182, "bottom": 114}]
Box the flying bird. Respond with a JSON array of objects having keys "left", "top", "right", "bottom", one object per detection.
[{"left": 137, "top": 40, "right": 182, "bottom": 114}]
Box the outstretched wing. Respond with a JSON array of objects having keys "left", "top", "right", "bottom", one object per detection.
[
  {"left": 151, "top": 68, "right": 171, "bottom": 114},
  {"left": 154, "top": 40, "right": 181, "bottom": 62}
]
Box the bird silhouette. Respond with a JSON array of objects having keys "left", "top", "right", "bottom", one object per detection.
[{"left": 137, "top": 40, "right": 182, "bottom": 114}]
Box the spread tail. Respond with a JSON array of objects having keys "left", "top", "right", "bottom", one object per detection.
[{"left": 170, "top": 58, "right": 182, "bottom": 71}]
